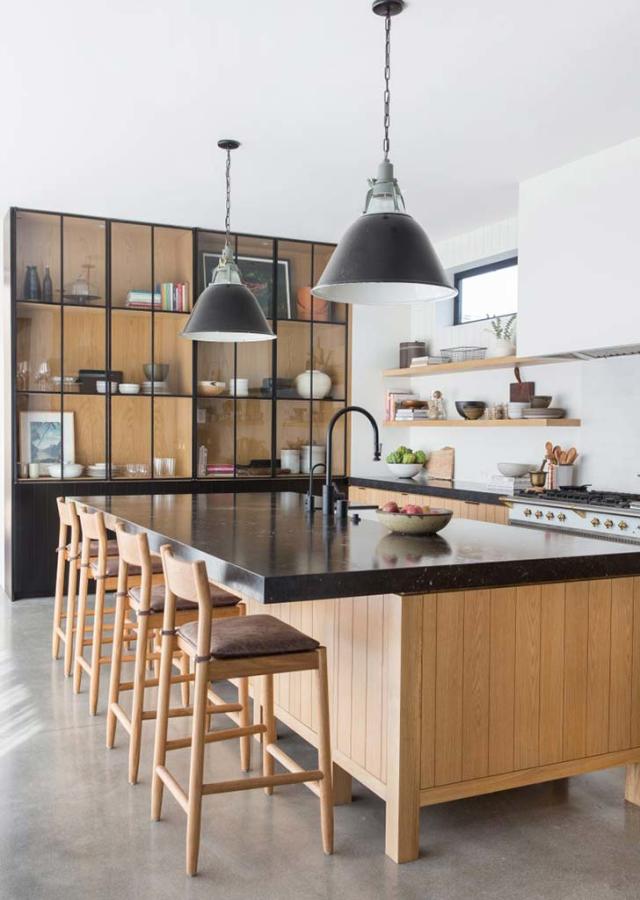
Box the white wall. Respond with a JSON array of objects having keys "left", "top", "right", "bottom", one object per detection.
[{"left": 350, "top": 217, "right": 640, "bottom": 492}]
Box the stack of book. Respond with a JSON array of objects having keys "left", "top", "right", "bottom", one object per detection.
[
  {"left": 385, "top": 390, "right": 417, "bottom": 422},
  {"left": 395, "top": 408, "right": 429, "bottom": 422},
  {"left": 159, "top": 282, "right": 190, "bottom": 312},
  {"left": 206, "top": 463, "right": 235, "bottom": 477},
  {"left": 487, "top": 474, "right": 531, "bottom": 494},
  {"left": 125, "top": 283, "right": 190, "bottom": 311},
  {"left": 126, "top": 290, "right": 161, "bottom": 310}
]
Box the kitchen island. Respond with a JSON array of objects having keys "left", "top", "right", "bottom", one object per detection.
[{"left": 77, "top": 492, "right": 640, "bottom": 863}]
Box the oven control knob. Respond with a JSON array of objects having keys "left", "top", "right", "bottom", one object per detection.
[
  {"left": 591, "top": 518, "right": 601, "bottom": 527},
  {"left": 535, "top": 510, "right": 544, "bottom": 519},
  {"left": 523, "top": 508, "right": 532, "bottom": 517},
  {"left": 604, "top": 519, "right": 614, "bottom": 529},
  {"left": 546, "top": 511, "right": 555, "bottom": 520},
  {"left": 619, "top": 521, "right": 629, "bottom": 531},
  {"left": 558, "top": 513, "right": 567, "bottom": 522}
]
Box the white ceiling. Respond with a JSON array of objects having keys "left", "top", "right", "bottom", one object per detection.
[{"left": 2, "top": 0, "right": 640, "bottom": 244}]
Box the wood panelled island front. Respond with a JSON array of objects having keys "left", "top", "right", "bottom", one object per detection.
[{"left": 77, "top": 493, "right": 640, "bottom": 863}]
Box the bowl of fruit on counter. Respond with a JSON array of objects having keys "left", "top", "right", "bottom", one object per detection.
[
  {"left": 376, "top": 500, "right": 453, "bottom": 535},
  {"left": 385, "top": 445, "right": 427, "bottom": 479}
]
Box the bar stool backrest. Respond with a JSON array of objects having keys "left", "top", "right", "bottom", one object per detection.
[
  {"left": 56, "top": 497, "right": 80, "bottom": 557},
  {"left": 115, "top": 523, "right": 155, "bottom": 610},
  {"left": 77, "top": 505, "right": 109, "bottom": 572},
  {"left": 159, "top": 544, "right": 212, "bottom": 660}
]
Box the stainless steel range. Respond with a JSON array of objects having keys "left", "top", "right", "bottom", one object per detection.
[{"left": 508, "top": 488, "right": 640, "bottom": 543}]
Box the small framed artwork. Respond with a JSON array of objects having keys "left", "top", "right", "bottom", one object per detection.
[
  {"left": 20, "top": 411, "right": 75, "bottom": 465},
  {"left": 202, "top": 253, "right": 291, "bottom": 319}
]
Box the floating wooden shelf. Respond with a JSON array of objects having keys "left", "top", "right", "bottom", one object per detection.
[
  {"left": 384, "top": 418, "right": 581, "bottom": 428},
  {"left": 383, "top": 354, "right": 574, "bottom": 378}
]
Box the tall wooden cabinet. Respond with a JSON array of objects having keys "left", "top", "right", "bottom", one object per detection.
[{"left": 5, "top": 207, "right": 350, "bottom": 598}]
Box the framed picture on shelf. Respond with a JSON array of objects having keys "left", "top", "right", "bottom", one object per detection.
[
  {"left": 202, "top": 253, "right": 291, "bottom": 319},
  {"left": 19, "top": 411, "right": 75, "bottom": 464}
]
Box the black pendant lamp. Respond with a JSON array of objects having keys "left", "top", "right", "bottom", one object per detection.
[
  {"left": 313, "top": 1, "right": 456, "bottom": 305},
  {"left": 181, "top": 140, "right": 275, "bottom": 342}
]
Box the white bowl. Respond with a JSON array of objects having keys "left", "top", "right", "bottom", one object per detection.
[
  {"left": 386, "top": 463, "right": 423, "bottom": 479},
  {"left": 96, "top": 380, "right": 119, "bottom": 394},
  {"left": 47, "top": 463, "right": 84, "bottom": 478},
  {"left": 119, "top": 383, "right": 140, "bottom": 395},
  {"left": 507, "top": 402, "right": 530, "bottom": 419},
  {"left": 497, "top": 462, "right": 536, "bottom": 477}
]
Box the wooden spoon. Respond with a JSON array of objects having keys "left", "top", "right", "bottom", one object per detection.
[
  {"left": 553, "top": 445, "right": 562, "bottom": 464},
  {"left": 565, "top": 447, "right": 578, "bottom": 464}
]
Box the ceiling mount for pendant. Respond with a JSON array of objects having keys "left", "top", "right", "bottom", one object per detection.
[
  {"left": 181, "top": 139, "right": 276, "bottom": 343},
  {"left": 217, "top": 139, "right": 241, "bottom": 151},
  {"left": 312, "top": 0, "right": 456, "bottom": 306},
  {"left": 372, "top": 0, "right": 405, "bottom": 17}
]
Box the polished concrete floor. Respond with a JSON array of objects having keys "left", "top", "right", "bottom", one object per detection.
[{"left": 3, "top": 596, "right": 640, "bottom": 899}]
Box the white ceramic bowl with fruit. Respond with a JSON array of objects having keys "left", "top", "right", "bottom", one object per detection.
[
  {"left": 376, "top": 500, "right": 453, "bottom": 535},
  {"left": 385, "top": 446, "right": 426, "bottom": 479}
]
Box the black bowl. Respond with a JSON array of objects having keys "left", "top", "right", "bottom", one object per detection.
[{"left": 455, "top": 400, "right": 487, "bottom": 420}]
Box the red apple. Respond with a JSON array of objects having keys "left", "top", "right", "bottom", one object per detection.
[
  {"left": 402, "top": 504, "right": 423, "bottom": 515},
  {"left": 380, "top": 501, "right": 399, "bottom": 513}
]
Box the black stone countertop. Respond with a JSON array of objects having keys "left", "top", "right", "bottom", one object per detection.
[
  {"left": 349, "top": 474, "right": 507, "bottom": 506},
  {"left": 77, "top": 493, "right": 640, "bottom": 603}
]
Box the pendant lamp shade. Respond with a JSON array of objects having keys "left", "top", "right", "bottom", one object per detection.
[
  {"left": 312, "top": 211, "right": 455, "bottom": 305},
  {"left": 181, "top": 281, "right": 275, "bottom": 342},
  {"left": 181, "top": 139, "right": 276, "bottom": 343}
]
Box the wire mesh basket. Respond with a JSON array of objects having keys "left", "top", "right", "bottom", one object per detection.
[{"left": 439, "top": 346, "right": 487, "bottom": 363}]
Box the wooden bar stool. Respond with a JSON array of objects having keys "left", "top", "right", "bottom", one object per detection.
[
  {"left": 151, "top": 544, "right": 333, "bottom": 876},
  {"left": 73, "top": 506, "right": 159, "bottom": 715},
  {"left": 107, "top": 522, "right": 248, "bottom": 784},
  {"left": 51, "top": 497, "right": 118, "bottom": 677}
]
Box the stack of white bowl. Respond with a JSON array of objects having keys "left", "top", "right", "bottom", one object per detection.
[{"left": 507, "top": 402, "right": 530, "bottom": 419}]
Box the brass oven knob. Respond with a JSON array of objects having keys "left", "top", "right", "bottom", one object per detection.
[
  {"left": 604, "top": 520, "right": 614, "bottom": 529},
  {"left": 558, "top": 513, "right": 567, "bottom": 522},
  {"left": 619, "top": 521, "right": 629, "bottom": 531},
  {"left": 535, "top": 510, "right": 543, "bottom": 519},
  {"left": 523, "top": 508, "right": 532, "bottom": 517},
  {"left": 591, "top": 518, "right": 601, "bottom": 527},
  {"left": 546, "top": 511, "right": 555, "bottom": 520}
]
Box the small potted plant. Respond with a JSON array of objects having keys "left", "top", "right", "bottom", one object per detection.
[{"left": 485, "top": 313, "right": 516, "bottom": 358}]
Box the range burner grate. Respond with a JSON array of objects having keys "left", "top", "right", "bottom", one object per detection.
[{"left": 521, "top": 488, "right": 640, "bottom": 509}]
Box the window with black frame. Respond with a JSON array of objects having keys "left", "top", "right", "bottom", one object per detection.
[{"left": 453, "top": 257, "right": 518, "bottom": 325}]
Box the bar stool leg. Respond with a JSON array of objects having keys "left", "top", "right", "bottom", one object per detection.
[
  {"left": 51, "top": 545, "right": 67, "bottom": 660},
  {"left": 180, "top": 653, "right": 190, "bottom": 707},
  {"left": 151, "top": 631, "right": 175, "bottom": 820},
  {"left": 186, "top": 658, "right": 209, "bottom": 876},
  {"left": 73, "top": 566, "right": 90, "bottom": 693},
  {"left": 316, "top": 647, "right": 334, "bottom": 855},
  {"left": 128, "top": 612, "right": 150, "bottom": 784},
  {"left": 262, "top": 674, "right": 275, "bottom": 795},
  {"left": 63, "top": 558, "right": 79, "bottom": 677},
  {"left": 106, "top": 590, "right": 127, "bottom": 749},
  {"left": 239, "top": 676, "right": 251, "bottom": 772},
  {"left": 89, "top": 577, "right": 106, "bottom": 716}
]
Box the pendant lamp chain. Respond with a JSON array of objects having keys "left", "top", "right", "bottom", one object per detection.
[
  {"left": 225, "top": 147, "right": 232, "bottom": 246},
  {"left": 383, "top": 11, "right": 392, "bottom": 160}
]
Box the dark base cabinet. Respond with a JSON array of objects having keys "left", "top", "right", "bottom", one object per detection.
[{"left": 9, "top": 477, "right": 343, "bottom": 600}]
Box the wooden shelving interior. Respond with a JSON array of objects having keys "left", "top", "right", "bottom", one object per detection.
[
  {"left": 383, "top": 354, "right": 575, "bottom": 378},
  {"left": 14, "top": 210, "right": 347, "bottom": 483},
  {"left": 384, "top": 418, "right": 581, "bottom": 428}
]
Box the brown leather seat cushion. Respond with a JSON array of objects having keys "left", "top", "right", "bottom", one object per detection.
[
  {"left": 90, "top": 555, "right": 163, "bottom": 578},
  {"left": 177, "top": 614, "right": 319, "bottom": 660},
  {"left": 68, "top": 539, "right": 118, "bottom": 556},
  {"left": 128, "top": 583, "right": 239, "bottom": 612}
]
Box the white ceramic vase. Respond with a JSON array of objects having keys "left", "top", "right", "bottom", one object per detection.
[
  {"left": 295, "top": 369, "right": 332, "bottom": 399},
  {"left": 488, "top": 338, "right": 515, "bottom": 358}
]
